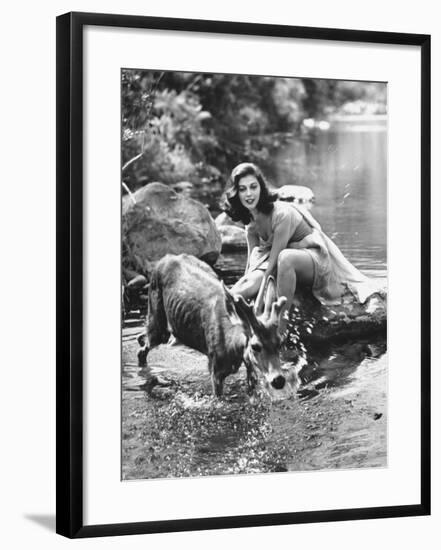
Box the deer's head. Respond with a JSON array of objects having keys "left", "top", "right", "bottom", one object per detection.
[{"left": 232, "top": 278, "right": 287, "bottom": 392}]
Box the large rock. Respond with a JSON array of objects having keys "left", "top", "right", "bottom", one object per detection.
[
  {"left": 122, "top": 182, "right": 222, "bottom": 275},
  {"left": 277, "top": 185, "right": 315, "bottom": 209},
  {"left": 218, "top": 225, "right": 247, "bottom": 251},
  {"left": 215, "top": 212, "right": 247, "bottom": 251},
  {"left": 214, "top": 212, "right": 244, "bottom": 229},
  {"left": 171, "top": 181, "right": 193, "bottom": 198}
]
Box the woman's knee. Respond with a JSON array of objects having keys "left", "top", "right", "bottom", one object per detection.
[
  {"left": 279, "top": 249, "right": 314, "bottom": 284},
  {"left": 277, "top": 249, "right": 295, "bottom": 272}
]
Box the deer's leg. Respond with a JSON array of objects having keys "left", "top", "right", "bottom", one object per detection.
[
  {"left": 211, "top": 371, "right": 225, "bottom": 398},
  {"left": 213, "top": 377, "right": 224, "bottom": 398},
  {"left": 140, "top": 344, "right": 171, "bottom": 395},
  {"left": 140, "top": 284, "right": 172, "bottom": 393},
  {"left": 146, "top": 279, "right": 170, "bottom": 348},
  {"left": 137, "top": 334, "right": 149, "bottom": 367},
  {"left": 137, "top": 337, "right": 157, "bottom": 394},
  {"left": 209, "top": 356, "right": 225, "bottom": 398}
]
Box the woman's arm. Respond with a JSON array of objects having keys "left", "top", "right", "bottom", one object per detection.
[
  {"left": 245, "top": 227, "right": 259, "bottom": 274},
  {"left": 254, "top": 219, "right": 292, "bottom": 313}
]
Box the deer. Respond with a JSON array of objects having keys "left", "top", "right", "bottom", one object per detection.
[{"left": 138, "top": 253, "right": 287, "bottom": 397}]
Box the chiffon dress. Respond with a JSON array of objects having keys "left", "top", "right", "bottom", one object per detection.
[{"left": 246, "top": 201, "right": 382, "bottom": 306}]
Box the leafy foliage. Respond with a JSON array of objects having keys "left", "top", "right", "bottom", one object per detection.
[{"left": 121, "top": 70, "right": 386, "bottom": 207}]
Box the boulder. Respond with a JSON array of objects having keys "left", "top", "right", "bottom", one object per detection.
[
  {"left": 277, "top": 185, "right": 315, "bottom": 208},
  {"left": 215, "top": 212, "right": 244, "bottom": 229},
  {"left": 122, "top": 182, "right": 222, "bottom": 276},
  {"left": 218, "top": 225, "right": 247, "bottom": 251},
  {"left": 171, "top": 181, "right": 194, "bottom": 198},
  {"left": 215, "top": 212, "right": 247, "bottom": 251}
]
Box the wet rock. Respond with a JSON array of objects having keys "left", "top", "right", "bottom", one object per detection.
[
  {"left": 276, "top": 184, "right": 315, "bottom": 207},
  {"left": 122, "top": 182, "right": 222, "bottom": 275},
  {"left": 215, "top": 213, "right": 247, "bottom": 251},
  {"left": 218, "top": 225, "right": 247, "bottom": 251}
]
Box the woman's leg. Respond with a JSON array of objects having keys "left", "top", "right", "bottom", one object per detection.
[
  {"left": 276, "top": 249, "right": 315, "bottom": 335},
  {"left": 230, "top": 269, "right": 264, "bottom": 301}
]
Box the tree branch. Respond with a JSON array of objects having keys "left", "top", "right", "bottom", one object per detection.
[
  {"left": 122, "top": 182, "right": 137, "bottom": 205},
  {"left": 122, "top": 152, "right": 144, "bottom": 173}
]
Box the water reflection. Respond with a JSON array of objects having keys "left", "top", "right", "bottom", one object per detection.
[
  {"left": 298, "top": 338, "right": 387, "bottom": 394},
  {"left": 306, "top": 124, "right": 387, "bottom": 274}
]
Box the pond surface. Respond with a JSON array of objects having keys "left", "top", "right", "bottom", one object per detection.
[{"left": 122, "top": 120, "right": 388, "bottom": 479}]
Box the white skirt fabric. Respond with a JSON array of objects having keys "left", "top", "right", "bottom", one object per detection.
[{"left": 248, "top": 228, "right": 383, "bottom": 306}]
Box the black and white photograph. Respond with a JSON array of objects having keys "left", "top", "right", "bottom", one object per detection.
[{"left": 121, "top": 69, "right": 388, "bottom": 480}]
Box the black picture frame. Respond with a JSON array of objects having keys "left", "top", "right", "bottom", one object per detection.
[{"left": 56, "top": 11, "right": 431, "bottom": 539}]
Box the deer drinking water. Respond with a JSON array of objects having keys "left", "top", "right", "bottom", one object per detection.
[{"left": 138, "top": 253, "right": 287, "bottom": 397}]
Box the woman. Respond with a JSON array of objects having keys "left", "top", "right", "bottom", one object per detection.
[{"left": 224, "top": 162, "right": 378, "bottom": 338}]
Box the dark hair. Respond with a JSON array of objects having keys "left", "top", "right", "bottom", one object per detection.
[{"left": 222, "top": 163, "right": 277, "bottom": 224}]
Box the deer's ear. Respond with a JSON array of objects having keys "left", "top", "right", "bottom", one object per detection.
[
  {"left": 222, "top": 282, "right": 235, "bottom": 308},
  {"left": 222, "top": 282, "right": 232, "bottom": 299},
  {"left": 234, "top": 294, "right": 261, "bottom": 333}
]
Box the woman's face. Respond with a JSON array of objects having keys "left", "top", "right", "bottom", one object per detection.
[{"left": 237, "top": 174, "right": 261, "bottom": 212}]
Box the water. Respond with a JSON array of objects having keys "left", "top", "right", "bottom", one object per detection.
[
  {"left": 122, "top": 120, "right": 388, "bottom": 479},
  {"left": 302, "top": 126, "right": 387, "bottom": 277}
]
